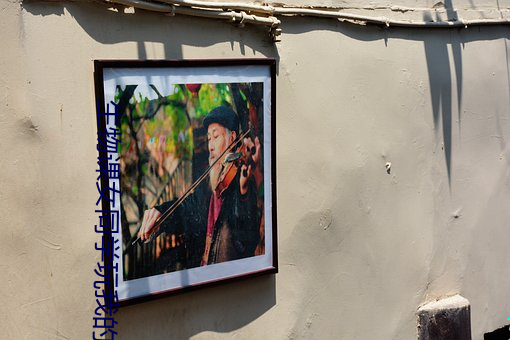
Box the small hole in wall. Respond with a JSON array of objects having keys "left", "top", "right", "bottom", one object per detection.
[{"left": 484, "top": 325, "right": 509, "bottom": 339}]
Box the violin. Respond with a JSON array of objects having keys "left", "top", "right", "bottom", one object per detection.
[
  {"left": 214, "top": 135, "right": 257, "bottom": 198},
  {"left": 126, "top": 127, "right": 256, "bottom": 250}
]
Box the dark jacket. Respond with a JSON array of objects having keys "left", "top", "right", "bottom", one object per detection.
[{"left": 155, "top": 170, "right": 260, "bottom": 269}]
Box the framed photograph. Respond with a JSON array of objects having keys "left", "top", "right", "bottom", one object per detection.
[{"left": 94, "top": 59, "right": 277, "bottom": 305}]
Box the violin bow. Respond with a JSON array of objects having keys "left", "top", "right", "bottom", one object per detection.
[{"left": 126, "top": 128, "right": 252, "bottom": 250}]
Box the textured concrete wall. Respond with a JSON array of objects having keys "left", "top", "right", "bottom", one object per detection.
[{"left": 1, "top": 0, "right": 509, "bottom": 339}]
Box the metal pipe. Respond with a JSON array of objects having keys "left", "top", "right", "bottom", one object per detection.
[
  {"left": 103, "top": 0, "right": 509, "bottom": 42},
  {"left": 273, "top": 7, "right": 510, "bottom": 28},
  {"left": 157, "top": 0, "right": 275, "bottom": 15},
  {"left": 106, "top": 0, "right": 279, "bottom": 26}
]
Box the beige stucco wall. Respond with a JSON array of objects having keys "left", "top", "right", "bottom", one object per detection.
[{"left": 1, "top": 0, "right": 509, "bottom": 339}]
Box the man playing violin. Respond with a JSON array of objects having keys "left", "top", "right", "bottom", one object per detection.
[{"left": 138, "top": 106, "right": 262, "bottom": 268}]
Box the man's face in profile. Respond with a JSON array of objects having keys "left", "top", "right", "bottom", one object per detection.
[
  {"left": 207, "top": 122, "right": 235, "bottom": 166},
  {"left": 207, "top": 122, "right": 236, "bottom": 190}
]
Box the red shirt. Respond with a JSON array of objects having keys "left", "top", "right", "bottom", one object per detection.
[{"left": 201, "top": 193, "right": 223, "bottom": 266}]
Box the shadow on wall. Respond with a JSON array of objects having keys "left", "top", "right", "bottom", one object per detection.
[
  {"left": 283, "top": 11, "right": 509, "bottom": 194},
  {"left": 422, "top": 0, "right": 463, "bottom": 190},
  {"left": 22, "top": 0, "right": 279, "bottom": 61},
  {"left": 116, "top": 275, "right": 276, "bottom": 338}
]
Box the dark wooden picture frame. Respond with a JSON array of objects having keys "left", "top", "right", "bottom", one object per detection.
[{"left": 94, "top": 59, "right": 277, "bottom": 306}]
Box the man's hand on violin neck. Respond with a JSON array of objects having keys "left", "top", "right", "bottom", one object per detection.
[{"left": 138, "top": 208, "right": 162, "bottom": 242}]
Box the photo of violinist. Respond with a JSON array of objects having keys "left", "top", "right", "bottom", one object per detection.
[{"left": 117, "top": 82, "right": 265, "bottom": 281}]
